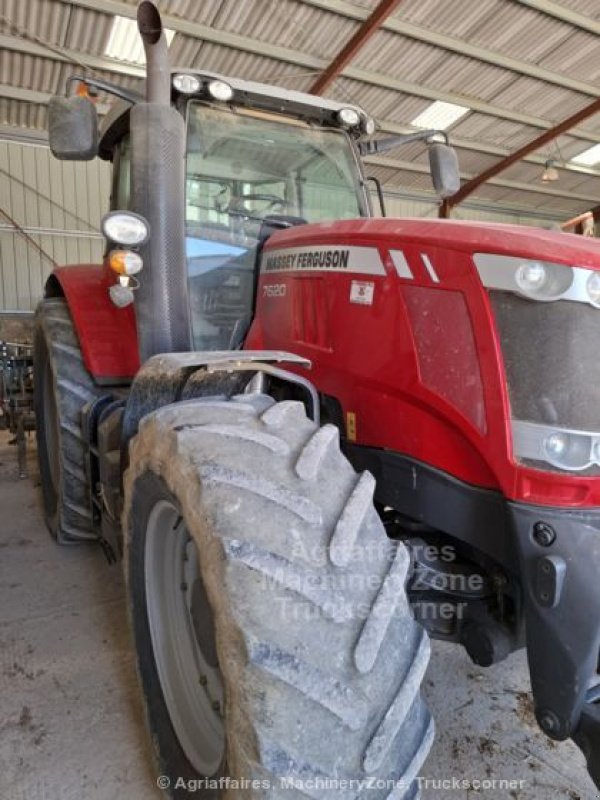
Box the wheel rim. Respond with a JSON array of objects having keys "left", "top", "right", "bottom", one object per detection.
[
  {"left": 145, "top": 500, "right": 225, "bottom": 775},
  {"left": 42, "top": 354, "right": 60, "bottom": 495}
]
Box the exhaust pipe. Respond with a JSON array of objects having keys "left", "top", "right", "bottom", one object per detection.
[
  {"left": 137, "top": 1, "right": 171, "bottom": 105},
  {"left": 129, "top": 1, "right": 191, "bottom": 360}
]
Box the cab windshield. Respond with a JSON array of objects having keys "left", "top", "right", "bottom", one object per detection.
[{"left": 184, "top": 103, "right": 366, "bottom": 349}]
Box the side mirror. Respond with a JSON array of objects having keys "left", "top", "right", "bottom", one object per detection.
[
  {"left": 428, "top": 142, "right": 460, "bottom": 199},
  {"left": 48, "top": 96, "right": 98, "bottom": 160}
]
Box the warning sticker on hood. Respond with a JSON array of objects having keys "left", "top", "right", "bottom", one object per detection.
[
  {"left": 350, "top": 280, "right": 374, "bottom": 305},
  {"left": 261, "top": 245, "right": 385, "bottom": 275}
]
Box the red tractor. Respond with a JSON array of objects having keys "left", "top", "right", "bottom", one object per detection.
[{"left": 35, "top": 1, "right": 600, "bottom": 795}]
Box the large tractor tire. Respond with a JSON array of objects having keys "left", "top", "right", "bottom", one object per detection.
[
  {"left": 124, "top": 394, "right": 433, "bottom": 798},
  {"left": 33, "top": 298, "right": 100, "bottom": 543}
]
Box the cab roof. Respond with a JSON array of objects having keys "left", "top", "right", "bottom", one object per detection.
[
  {"left": 98, "top": 68, "right": 370, "bottom": 158},
  {"left": 171, "top": 69, "right": 369, "bottom": 130}
]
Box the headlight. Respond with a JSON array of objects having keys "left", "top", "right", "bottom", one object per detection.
[
  {"left": 173, "top": 73, "right": 201, "bottom": 94},
  {"left": 362, "top": 116, "right": 376, "bottom": 136},
  {"left": 515, "top": 260, "right": 573, "bottom": 301},
  {"left": 512, "top": 420, "right": 599, "bottom": 472},
  {"left": 337, "top": 107, "right": 361, "bottom": 127},
  {"left": 207, "top": 80, "right": 233, "bottom": 102},
  {"left": 587, "top": 272, "right": 600, "bottom": 307},
  {"left": 475, "top": 254, "right": 573, "bottom": 302},
  {"left": 515, "top": 261, "right": 546, "bottom": 293},
  {"left": 543, "top": 430, "right": 593, "bottom": 471},
  {"left": 101, "top": 211, "right": 149, "bottom": 247},
  {"left": 473, "top": 254, "right": 600, "bottom": 308}
]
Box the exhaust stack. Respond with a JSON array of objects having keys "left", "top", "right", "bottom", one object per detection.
[
  {"left": 137, "top": 1, "right": 171, "bottom": 105},
  {"left": 129, "top": 1, "right": 191, "bottom": 361}
]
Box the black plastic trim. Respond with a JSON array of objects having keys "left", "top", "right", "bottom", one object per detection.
[
  {"left": 345, "top": 445, "right": 514, "bottom": 570},
  {"left": 345, "top": 444, "right": 600, "bottom": 787},
  {"left": 95, "top": 375, "right": 134, "bottom": 387},
  {"left": 508, "top": 502, "right": 600, "bottom": 743}
]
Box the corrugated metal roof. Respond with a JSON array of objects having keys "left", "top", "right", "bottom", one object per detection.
[
  {"left": 159, "top": 0, "right": 222, "bottom": 23},
  {"left": 2, "top": 0, "right": 71, "bottom": 45},
  {"left": 489, "top": 76, "right": 589, "bottom": 121},
  {"left": 462, "top": 4, "right": 570, "bottom": 62},
  {"left": 356, "top": 33, "right": 518, "bottom": 102},
  {"left": 570, "top": 113, "right": 600, "bottom": 136},
  {"left": 0, "top": 50, "right": 142, "bottom": 98},
  {"left": 391, "top": 0, "right": 505, "bottom": 40},
  {"left": 206, "top": 0, "right": 358, "bottom": 61},
  {"left": 0, "top": 98, "right": 47, "bottom": 130},
  {"left": 191, "top": 42, "right": 315, "bottom": 89},
  {"left": 450, "top": 114, "right": 541, "bottom": 149},
  {"left": 0, "top": 52, "right": 63, "bottom": 94},
  {"left": 551, "top": 0, "right": 600, "bottom": 19},
  {"left": 2, "top": 0, "right": 600, "bottom": 220},
  {"left": 332, "top": 79, "right": 432, "bottom": 123},
  {"left": 354, "top": 31, "right": 443, "bottom": 76},
  {"left": 448, "top": 148, "right": 500, "bottom": 175},
  {"left": 537, "top": 29, "right": 600, "bottom": 80},
  {"left": 411, "top": 51, "right": 515, "bottom": 101},
  {"left": 63, "top": 6, "right": 115, "bottom": 55}
]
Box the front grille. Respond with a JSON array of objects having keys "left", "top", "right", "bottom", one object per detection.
[{"left": 489, "top": 290, "right": 600, "bottom": 475}]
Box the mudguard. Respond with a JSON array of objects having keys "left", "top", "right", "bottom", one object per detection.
[{"left": 47, "top": 263, "right": 140, "bottom": 384}]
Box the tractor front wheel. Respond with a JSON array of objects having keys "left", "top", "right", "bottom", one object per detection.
[
  {"left": 124, "top": 394, "right": 433, "bottom": 798},
  {"left": 33, "top": 298, "right": 99, "bottom": 542}
]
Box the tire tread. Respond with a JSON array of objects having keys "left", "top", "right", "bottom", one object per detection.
[
  {"left": 124, "top": 396, "right": 432, "bottom": 798},
  {"left": 34, "top": 298, "right": 100, "bottom": 542}
]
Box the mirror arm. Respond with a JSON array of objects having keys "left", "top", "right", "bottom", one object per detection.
[
  {"left": 358, "top": 128, "right": 448, "bottom": 157},
  {"left": 366, "top": 176, "right": 386, "bottom": 217},
  {"left": 66, "top": 75, "right": 143, "bottom": 105}
]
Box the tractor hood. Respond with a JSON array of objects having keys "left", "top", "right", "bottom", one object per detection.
[
  {"left": 254, "top": 213, "right": 600, "bottom": 505},
  {"left": 267, "top": 217, "right": 600, "bottom": 270}
]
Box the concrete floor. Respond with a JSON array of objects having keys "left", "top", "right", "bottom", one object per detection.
[{"left": 0, "top": 430, "right": 597, "bottom": 800}]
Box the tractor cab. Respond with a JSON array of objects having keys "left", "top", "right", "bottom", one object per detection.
[
  {"left": 50, "top": 66, "right": 377, "bottom": 356},
  {"left": 49, "top": 54, "right": 456, "bottom": 363}
]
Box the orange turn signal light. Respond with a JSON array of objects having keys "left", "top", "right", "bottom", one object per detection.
[
  {"left": 109, "top": 249, "right": 143, "bottom": 276},
  {"left": 76, "top": 81, "right": 98, "bottom": 102}
]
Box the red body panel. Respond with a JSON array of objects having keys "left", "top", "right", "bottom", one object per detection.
[
  {"left": 52, "top": 263, "right": 140, "bottom": 382},
  {"left": 245, "top": 218, "right": 600, "bottom": 508}
]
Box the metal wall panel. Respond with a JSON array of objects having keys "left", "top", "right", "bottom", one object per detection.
[
  {"left": 380, "top": 191, "right": 560, "bottom": 229},
  {"left": 0, "top": 140, "right": 110, "bottom": 311}
]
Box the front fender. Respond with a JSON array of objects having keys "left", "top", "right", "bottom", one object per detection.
[
  {"left": 118, "top": 350, "right": 315, "bottom": 472},
  {"left": 47, "top": 264, "right": 140, "bottom": 384}
]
